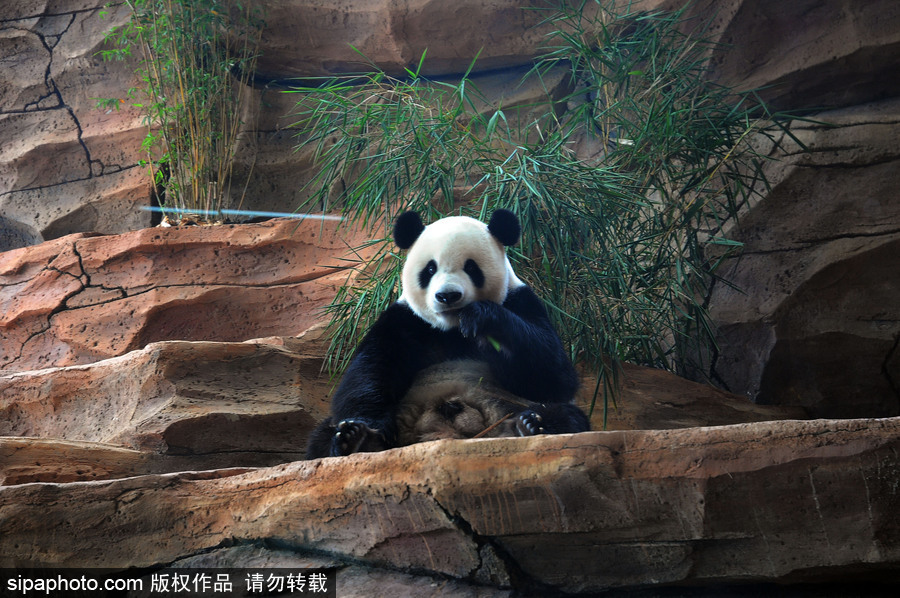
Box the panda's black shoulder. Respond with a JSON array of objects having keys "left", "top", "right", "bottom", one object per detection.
[
  {"left": 359, "top": 301, "right": 438, "bottom": 347},
  {"left": 369, "top": 301, "right": 431, "bottom": 336},
  {"left": 501, "top": 285, "right": 552, "bottom": 324}
]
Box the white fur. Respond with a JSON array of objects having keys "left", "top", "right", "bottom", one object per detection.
[{"left": 398, "top": 216, "right": 524, "bottom": 330}]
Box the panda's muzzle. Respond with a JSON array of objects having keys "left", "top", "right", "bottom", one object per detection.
[{"left": 435, "top": 290, "right": 463, "bottom": 306}]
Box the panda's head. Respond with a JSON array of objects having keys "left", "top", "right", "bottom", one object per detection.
[{"left": 394, "top": 210, "right": 524, "bottom": 330}]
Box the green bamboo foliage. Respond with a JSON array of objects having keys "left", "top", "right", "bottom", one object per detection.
[
  {"left": 99, "top": 0, "right": 263, "bottom": 216},
  {"left": 290, "top": 1, "right": 790, "bottom": 416}
]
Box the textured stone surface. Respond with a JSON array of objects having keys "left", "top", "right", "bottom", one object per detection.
[
  {"left": 249, "top": 0, "right": 559, "bottom": 80},
  {"left": 2, "top": 418, "right": 898, "bottom": 592},
  {"left": 3, "top": 3, "right": 900, "bottom": 593},
  {"left": 599, "top": 363, "right": 807, "bottom": 430},
  {"left": 0, "top": 1, "right": 152, "bottom": 241},
  {"left": 0, "top": 217, "right": 370, "bottom": 372},
  {"left": 700, "top": 0, "right": 900, "bottom": 110},
  {"left": 0, "top": 321, "right": 799, "bottom": 481},
  {"left": 707, "top": 99, "right": 900, "bottom": 418},
  {"left": 7, "top": 0, "right": 899, "bottom": 241},
  {"left": 630, "top": 0, "right": 900, "bottom": 111},
  {"left": 0, "top": 333, "right": 329, "bottom": 466},
  {"left": 0, "top": 438, "right": 255, "bottom": 485},
  {"left": 0, "top": 215, "right": 42, "bottom": 252}
]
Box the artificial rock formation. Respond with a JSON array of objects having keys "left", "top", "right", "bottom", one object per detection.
[
  {"left": 709, "top": 99, "right": 900, "bottom": 418},
  {"left": 3, "top": 0, "right": 899, "bottom": 419},
  {"left": 0, "top": 334, "right": 331, "bottom": 473},
  {"left": 0, "top": 1, "right": 150, "bottom": 242},
  {"left": 3, "top": 0, "right": 900, "bottom": 593},
  {"left": 2, "top": 417, "right": 899, "bottom": 592},
  {"left": 6, "top": 0, "right": 899, "bottom": 242},
  {"left": 251, "top": 0, "right": 560, "bottom": 80},
  {"left": 0, "top": 217, "right": 371, "bottom": 372},
  {"left": 0, "top": 310, "right": 802, "bottom": 487}
]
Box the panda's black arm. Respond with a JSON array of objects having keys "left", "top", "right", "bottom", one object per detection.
[
  {"left": 327, "top": 303, "right": 437, "bottom": 441},
  {"left": 461, "top": 285, "right": 579, "bottom": 404}
]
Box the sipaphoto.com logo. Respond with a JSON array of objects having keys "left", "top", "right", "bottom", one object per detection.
[
  {"left": 4, "top": 571, "right": 141, "bottom": 595},
  {"left": 2, "top": 567, "right": 336, "bottom": 597}
]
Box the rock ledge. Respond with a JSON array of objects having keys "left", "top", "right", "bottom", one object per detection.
[{"left": 2, "top": 417, "right": 898, "bottom": 593}]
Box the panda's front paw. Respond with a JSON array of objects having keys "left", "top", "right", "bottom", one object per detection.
[
  {"left": 331, "top": 419, "right": 384, "bottom": 456},
  {"left": 515, "top": 410, "right": 545, "bottom": 436},
  {"left": 458, "top": 300, "right": 499, "bottom": 339}
]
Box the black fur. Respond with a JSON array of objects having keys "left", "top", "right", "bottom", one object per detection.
[
  {"left": 305, "top": 285, "right": 587, "bottom": 459},
  {"left": 394, "top": 211, "right": 425, "bottom": 249},
  {"left": 487, "top": 209, "right": 520, "bottom": 246},
  {"left": 463, "top": 259, "right": 485, "bottom": 288}
]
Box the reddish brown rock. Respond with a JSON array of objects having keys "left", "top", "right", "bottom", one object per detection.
[
  {"left": 2, "top": 3, "right": 898, "bottom": 595},
  {"left": 593, "top": 362, "right": 807, "bottom": 431},
  {"left": 250, "top": 0, "right": 560, "bottom": 79},
  {"left": 248, "top": 0, "right": 900, "bottom": 112},
  {"left": 0, "top": 1, "right": 152, "bottom": 240},
  {"left": 1, "top": 417, "right": 898, "bottom": 592},
  {"left": 0, "top": 333, "right": 330, "bottom": 464},
  {"left": 0, "top": 217, "right": 372, "bottom": 372},
  {"left": 0, "top": 438, "right": 256, "bottom": 485},
  {"left": 4, "top": 0, "right": 899, "bottom": 243}
]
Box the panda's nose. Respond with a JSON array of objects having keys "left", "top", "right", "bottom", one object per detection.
[{"left": 435, "top": 290, "right": 462, "bottom": 305}]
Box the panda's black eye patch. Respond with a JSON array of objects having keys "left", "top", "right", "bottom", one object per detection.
[
  {"left": 419, "top": 260, "right": 438, "bottom": 289},
  {"left": 464, "top": 259, "right": 485, "bottom": 288}
]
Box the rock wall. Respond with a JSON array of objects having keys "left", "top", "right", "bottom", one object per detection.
[
  {"left": 708, "top": 94, "right": 900, "bottom": 418},
  {"left": 0, "top": 1, "right": 151, "bottom": 247},
  {"left": 0, "top": 217, "right": 374, "bottom": 372},
  {"left": 3, "top": 0, "right": 898, "bottom": 418}
]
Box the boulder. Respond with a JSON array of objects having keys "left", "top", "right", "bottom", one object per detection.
[
  {"left": 598, "top": 363, "right": 807, "bottom": 430},
  {"left": 0, "top": 217, "right": 372, "bottom": 372},
  {"left": 708, "top": 99, "right": 900, "bottom": 418},
  {"left": 249, "top": 0, "right": 561, "bottom": 80},
  {"left": 2, "top": 417, "right": 898, "bottom": 592},
  {"left": 0, "top": 333, "right": 330, "bottom": 470}
]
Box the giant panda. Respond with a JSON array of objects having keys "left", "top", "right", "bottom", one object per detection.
[{"left": 305, "top": 209, "right": 590, "bottom": 459}]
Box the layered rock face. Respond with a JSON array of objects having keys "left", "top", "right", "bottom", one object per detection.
[
  {"left": 3, "top": 0, "right": 898, "bottom": 418},
  {"left": 0, "top": 218, "right": 370, "bottom": 372},
  {"left": 0, "top": 2, "right": 151, "bottom": 245},
  {"left": 709, "top": 99, "right": 900, "bottom": 418},
  {"left": 0, "top": 334, "right": 333, "bottom": 478}
]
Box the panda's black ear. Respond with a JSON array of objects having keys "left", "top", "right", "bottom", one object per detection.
[
  {"left": 487, "top": 209, "right": 520, "bottom": 246},
  {"left": 394, "top": 211, "right": 425, "bottom": 249}
]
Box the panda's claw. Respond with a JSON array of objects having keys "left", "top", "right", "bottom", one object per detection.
[
  {"left": 458, "top": 301, "right": 498, "bottom": 339},
  {"left": 515, "top": 410, "right": 545, "bottom": 436},
  {"left": 332, "top": 419, "right": 379, "bottom": 456},
  {"left": 458, "top": 307, "right": 478, "bottom": 338}
]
